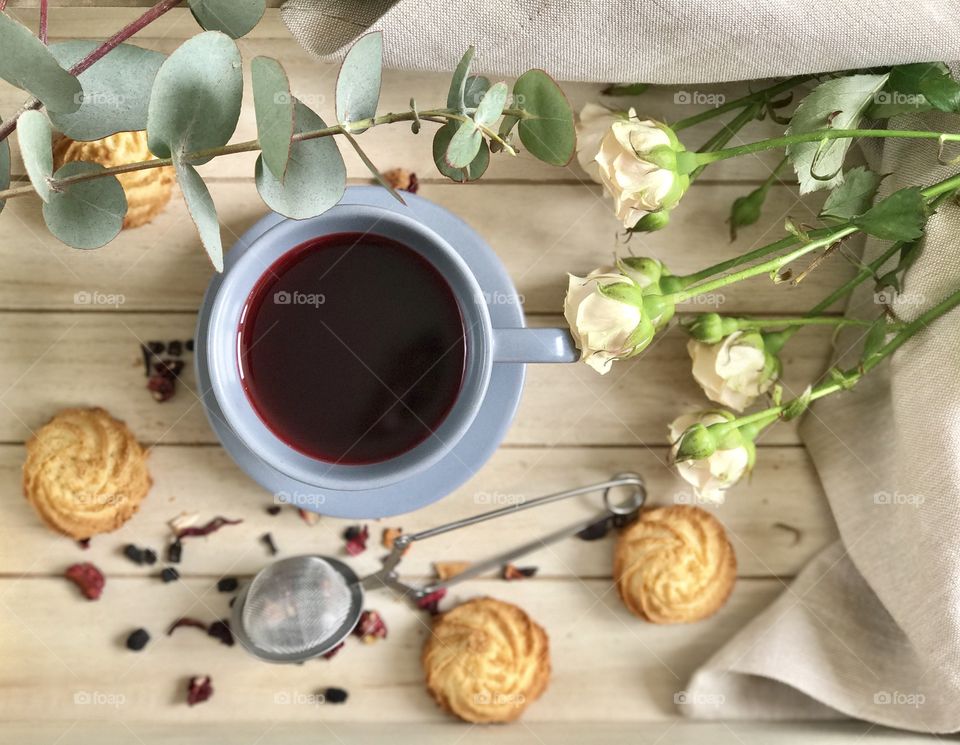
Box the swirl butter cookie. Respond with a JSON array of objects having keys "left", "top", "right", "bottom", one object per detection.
[
  {"left": 422, "top": 597, "right": 550, "bottom": 723},
  {"left": 614, "top": 505, "right": 736, "bottom": 624},
  {"left": 23, "top": 408, "right": 151, "bottom": 539},
  {"left": 53, "top": 131, "right": 174, "bottom": 229}
]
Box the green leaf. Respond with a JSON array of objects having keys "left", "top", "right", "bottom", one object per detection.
[
  {"left": 175, "top": 158, "right": 223, "bottom": 271},
  {"left": 0, "top": 13, "right": 81, "bottom": 113},
  {"left": 446, "top": 46, "right": 475, "bottom": 110},
  {"left": 819, "top": 166, "right": 883, "bottom": 221},
  {"left": 513, "top": 69, "right": 576, "bottom": 166},
  {"left": 0, "top": 119, "right": 10, "bottom": 216},
  {"left": 728, "top": 183, "right": 770, "bottom": 240},
  {"left": 786, "top": 74, "right": 888, "bottom": 194},
  {"left": 868, "top": 63, "right": 960, "bottom": 117},
  {"left": 463, "top": 75, "right": 490, "bottom": 109},
  {"left": 255, "top": 100, "right": 346, "bottom": 220},
  {"left": 432, "top": 121, "right": 488, "bottom": 182},
  {"left": 852, "top": 187, "right": 929, "bottom": 241},
  {"left": 336, "top": 31, "right": 382, "bottom": 132},
  {"left": 188, "top": 0, "right": 265, "bottom": 39},
  {"left": 48, "top": 41, "right": 166, "bottom": 141},
  {"left": 42, "top": 161, "right": 127, "bottom": 249},
  {"left": 861, "top": 317, "right": 888, "bottom": 362},
  {"left": 251, "top": 56, "right": 294, "bottom": 181},
  {"left": 445, "top": 120, "right": 482, "bottom": 168},
  {"left": 147, "top": 32, "right": 243, "bottom": 162},
  {"left": 341, "top": 130, "right": 404, "bottom": 204},
  {"left": 919, "top": 72, "right": 960, "bottom": 113},
  {"left": 875, "top": 239, "right": 921, "bottom": 292},
  {"left": 474, "top": 81, "right": 508, "bottom": 127},
  {"left": 18, "top": 110, "right": 54, "bottom": 203}
]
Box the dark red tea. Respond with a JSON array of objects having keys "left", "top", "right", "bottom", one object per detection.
[{"left": 238, "top": 233, "right": 466, "bottom": 464}]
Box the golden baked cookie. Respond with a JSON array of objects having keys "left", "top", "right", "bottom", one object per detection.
[
  {"left": 53, "top": 131, "right": 174, "bottom": 229},
  {"left": 23, "top": 408, "right": 151, "bottom": 539},
  {"left": 614, "top": 505, "right": 736, "bottom": 624},
  {"left": 422, "top": 597, "right": 550, "bottom": 723}
]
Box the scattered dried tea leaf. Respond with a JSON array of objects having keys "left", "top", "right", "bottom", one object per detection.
[
  {"left": 353, "top": 610, "right": 387, "bottom": 643},
  {"left": 167, "top": 539, "right": 183, "bottom": 564},
  {"left": 260, "top": 532, "right": 278, "bottom": 555},
  {"left": 343, "top": 525, "right": 369, "bottom": 556},
  {"left": 65, "top": 562, "right": 105, "bottom": 600},
  {"left": 323, "top": 687, "right": 349, "bottom": 704},
  {"left": 167, "top": 617, "right": 208, "bottom": 636},
  {"left": 160, "top": 567, "right": 180, "bottom": 583},
  {"left": 265, "top": 505, "right": 282, "bottom": 516},
  {"left": 207, "top": 619, "right": 234, "bottom": 647},
  {"left": 381, "top": 526, "right": 404, "bottom": 550},
  {"left": 217, "top": 577, "right": 238, "bottom": 593},
  {"left": 502, "top": 564, "right": 538, "bottom": 581},
  {"left": 298, "top": 508, "right": 320, "bottom": 526},
  {"left": 382, "top": 168, "right": 418, "bottom": 193},
  {"left": 433, "top": 561, "right": 471, "bottom": 580},
  {"left": 168, "top": 512, "right": 199, "bottom": 534},
  {"left": 77, "top": 538, "right": 91, "bottom": 550},
  {"left": 187, "top": 675, "right": 213, "bottom": 706}
]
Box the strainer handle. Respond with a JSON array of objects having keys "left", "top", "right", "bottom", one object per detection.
[{"left": 364, "top": 473, "right": 646, "bottom": 596}]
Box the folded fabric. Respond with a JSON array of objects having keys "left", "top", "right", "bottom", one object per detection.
[
  {"left": 687, "top": 107, "right": 960, "bottom": 733},
  {"left": 281, "top": 0, "right": 960, "bottom": 83}
]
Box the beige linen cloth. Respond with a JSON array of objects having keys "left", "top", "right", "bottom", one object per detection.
[{"left": 280, "top": 3, "right": 960, "bottom": 731}]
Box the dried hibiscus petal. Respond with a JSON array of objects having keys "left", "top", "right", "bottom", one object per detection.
[
  {"left": 343, "top": 525, "right": 369, "bottom": 556},
  {"left": 298, "top": 508, "right": 320, "bottom": 526},
  {"left": 147, "top": 373, "right": 175, "bottom": 402},
  {"left": 176, "top": 516, "right": 243, "bottom": 539},
  {"left": 321, "top": 641, "right": 344, "bottom": 659},
  {"left": 66, "top": 562, "right": 104, "bottom": 600},
  {"left": 353, "top": 610, "right": 387, "bottom": 643},
  {"left": 416, "top": 588, "right": 446, "bottom": 615},
  {"left": 502, "top": 564, "right": 538, "bottom": 580},
  {"left": 207, "top": 620, "right": 234, "bottom": 647},
  {"left": 167, "top": 617, "right": 208, "bottom": 635},
  {"left": 187, "top": 675, "right": 213, "bottom": 706}
]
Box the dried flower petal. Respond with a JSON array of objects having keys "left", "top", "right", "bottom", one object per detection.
[
  {"left": 416, "top": 588, "right": 447, "bottom": 615},
  {"left": 167, "top": 617, "right": 208, "bottom": 636},
  {"left": 343, "top": 525, "right": 369, "bottom": 556},
  {"left": 177, "top": 516, "right": 243, "bottom": 539},
  {"left": 207, "top": 620, "right": 234, "bottom": 647},
  {"left": 77, "top": 538, "right": 91, "bottom": 550},
  {"left": 382, "top": 168, "right": 418, "bottom": 193},
  {"left": 321, "top": 641, "right": 345, "bottom": 659},
  {"left": 353, "top": 610, "right": 387, "bottom": 643},
  {"left": 502, "top": 564, "right": 538, "bottom": 581},
  {"left": 433, "top": 561, "right": 471, "bottom": 580},
  {"left": 168, "top": 512, "right": 199, "bottom": 534},
  {"left": 381, "top": 527, "right": 407, "bottom": 551},
  {"left": 298, "top": 508, "right": 320, "bottom": 526},
  {"left": 187, "top": 675, "right": 213, "bottom": 706},
  {"left": 65, "top": 562, "right": 105, "bottom": 600},
  {"left": 148, "top": 373, "right": 175, "bottom": 402}
]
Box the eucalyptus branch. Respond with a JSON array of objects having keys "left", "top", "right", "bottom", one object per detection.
[
  {"left": 0, "top": 106, "right": 530, "bottom": 202},
  {"left": 670, "top": 75, "right": 813, "bottom": 131},
  {"left": 0, "top": 0, "right": 181, "bottom": 144}
]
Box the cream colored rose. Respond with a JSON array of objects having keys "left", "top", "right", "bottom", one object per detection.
[
  {"left": 563, "top": 269, "right": 650, "bottom": 375},
  {"left": 688, "top": 331, "right": 777, "bottom": 412},
  {"left": 575, "top": 105, "right": 687, "bottom": 229},
  {"left": 669, "top": 412, "right": 751, "bottom": 504}
]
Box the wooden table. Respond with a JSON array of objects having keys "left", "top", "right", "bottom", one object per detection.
[{"left": 0, "top": 3, "right": 928, "bottom": 742}]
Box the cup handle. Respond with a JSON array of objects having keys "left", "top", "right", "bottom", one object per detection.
[{"left": 492, "top": 327, "right": 579, "bottom": 364}]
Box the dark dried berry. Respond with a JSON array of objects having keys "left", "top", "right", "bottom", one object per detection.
[
  {"left": 416, "top": 588, "right": 446, "bottom": 615},
  {"left": 161, "top": 567, "right": 179, "bottom": 583},
  {"left": 343, "top": 525, "right": 369, "bottom": 556},
  {"left": 217, "top": 577, "right": 238, "bottom": 593},
  {"left": 502, "top": 564, "right": 538, "bottom": 580},
  {"left": 66, "top": 562, "right": 105, "bottom": 600},
  {"left": 323, "top": 687, "right": 348, "bottom": 704},
  {"left": 576, "top": 517, "right": 611, "bottom": 541},
  {"left": 124, "top": 544, "right": 146, "bottom": 565},
  {"left": 207, "top": 620, "right": 234, "bottom": 647},
  {"left": 126, "top": 628, "right": 150, "bottom": 651},
  {"left": 167, "top": 539, "right": 183, "bottom": 564},
  {"left": 148, "top": 341, "right": 165, "bottom": 355},
  {"left": 143, "top": 549, "right": 158, "bottom": 566},
  {"left": 187, "top": 676, "right": 213, "bottom": 706},
  {"left": 153, "top": 358, "right": 184, "bottom": 378},
  {"left": 265, "top": 505, "right": 282, "bottom": 516},
  {"left": 167, "top": 340, "right": 183, "bottom": 357},
  {"left": 185, "top": 339, "right": 195, "bottom": 352},
  {"left": 140, "top": 344, "right": 153, "bottom": 376},
  {"left": 321, "top": 641, "right": 344, "bottom": 659},
  {"left": 354, "top": 610, "right": 387, "bottom": 643},
  {"left": 77, "top": 538, "right": 91, "bottom": 550},
  {"left": 148, "top": 374, "right": 176, "bottom": 402},
  {"left": 260, "top": 532, "right": 278, "bottom": 556}
]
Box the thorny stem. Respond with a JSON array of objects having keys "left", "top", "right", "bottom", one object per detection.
[
  {"left": 0, "top": 0, "right": 181, "bottom": 144},
  {"left": 0, "top": 107, "right": 530, "bottom": 201},
  {"left": 670, "top": 75, "right": 813, "bottom": 131}
]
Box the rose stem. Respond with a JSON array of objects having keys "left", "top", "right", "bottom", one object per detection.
[
  {"left": 39, "top": 0, "right": 48, "bottom": 43},
  {"left": 0, "top": 0, "right": 181, "bottom": 144},
  {"left": 670, "top": 75, "right": 814, "bottom": 132}
]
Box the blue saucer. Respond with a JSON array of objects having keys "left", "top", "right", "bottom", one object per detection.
[{"left": 195, "top": 187, "right": 527, "bottom": 518}]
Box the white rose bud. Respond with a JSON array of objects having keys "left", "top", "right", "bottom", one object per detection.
[
  {"left": 669, "top": 411, "right": 752, "bottom": 504},
  {"left": 688, "top": 331, "right": 779, "bottom": 412},
  {"left": 563, "top": 268, "right": 654, "bottom": 375},
  {"left": 575, "top": 104, "right": 689, "bottom": 230}
]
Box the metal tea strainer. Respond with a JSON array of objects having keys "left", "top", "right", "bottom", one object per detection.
[{"left": 232, "top": 473, "right": 646, "bottom": 663}]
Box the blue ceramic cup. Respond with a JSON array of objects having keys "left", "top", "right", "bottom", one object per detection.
[{"left": 204, "top": 190, "right": 577, "bottom": 496}]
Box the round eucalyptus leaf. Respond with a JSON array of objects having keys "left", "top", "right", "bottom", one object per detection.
[
  {"left": 175, "top": 158, "right": 223, "bottom": 271},
  {"left": 0, "top": 13, "right": 81, "bottom": 113},
  {"left": 18, "top": 109, "right": 54, "bottom": 203},
  {"left": 147, "top": 32, "right": 243, "bottom": 162},
  {"left": 444, "top": 120, "right": 482, "bottom": 168},
  {"left": 474, "top": 81, "right": 508, "bottom": 126},
  {"left": 42, "top": 161, "right": 127, "bottom": 249},
  {"left": 513, "top": 69, "right": 576, "bottom": 166},
  {"left": 252, "top": 56, "right": 294, "bottom": 181},
  {"left": 0, "top": 122, "right": 10, "bottom": 216},
  {"left": 336, "top": 31, "right": 382, "bottom": 132},
  {"left": 433, "top": 122, "right": 488, "bottom": 182},
  {"left": 48, "top": 41, "right": 166, "bottom": 141},
  {"left": 255, "top": 100, "right": 346, "bottom": 220},
  {"left": 462, "top": 75, "right": 490, "bottom": 109},
  {"left": 188, "top": 0, "right": 265, "bottom": 39},
  {"left": 446, "top": 46, "right": 475, "bottom": 109}
]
